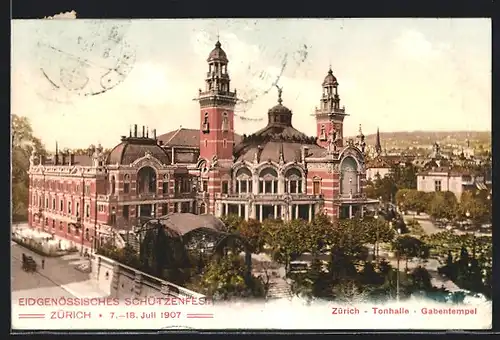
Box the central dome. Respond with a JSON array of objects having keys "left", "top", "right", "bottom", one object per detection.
[
  {"left": 207, "top": 41, "right": 228, "bottom": 63},
  {"left": 268, "top": 102, "right": 292, "bottom": 126}
]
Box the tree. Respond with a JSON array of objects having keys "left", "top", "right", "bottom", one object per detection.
[
  {"left": 392, "top": 235, "right": 430, "bottom": 270},
  {"left": 391, "top": 163, "right": 417, "bottom": 189},
  {"left": 196, "top": 254, "right": 265, "bottom": 301},
  {"left": 372, "top": 174, "right": 398, "bottom": 203},
  {"left": 428, "top": 191, "right": 458, "bottom": 220},
  {"left": 360, "top": 216, "right": 395, "bottom": 258},
  {"left": 459, "top": 191, "right": 490, "bottom": 224},
  {"left": 235, "top": 219, "right": 265, "bottom": 254},
  {"left": 12, "top": 115, "right": 47, "bottom": 221}
]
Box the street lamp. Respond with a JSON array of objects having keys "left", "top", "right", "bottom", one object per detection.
[{"left": 396, "top": 227, "right": 402, "bottom": 302}]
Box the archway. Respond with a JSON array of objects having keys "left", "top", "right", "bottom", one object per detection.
[
  {"left": 137, "top": 166, "right": 157, "bottom": 194},
  {"left": 341, "top": 157, "right": 358, "bottom": 195}
]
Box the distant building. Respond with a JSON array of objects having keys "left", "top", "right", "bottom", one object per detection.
[{"left": 417, "top": 167, "right": 488, "bottom": 201}]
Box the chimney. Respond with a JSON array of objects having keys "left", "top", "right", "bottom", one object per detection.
[
  {"left": 70, "top": 153, "right": 75, "bottom": 165},
  {"left": 142, "top": 126, "right": 146, "bottom": 138},
  {"left": 61, "top": 152, "right": 66, "bottom": 165},
  {"left": 153, "top": 129, "right": 157, "bottom": 140},
  {"left": 55, "top": 142, "right": 59, "bottom": 165},
  {"left": 146, "top": 127, "right": 149, "bottom": 138},
  {"left": 134, "top": 124, "right": 138, "bottom": 137}
]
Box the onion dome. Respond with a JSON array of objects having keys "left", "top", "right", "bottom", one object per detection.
[{"left": 207, "top": 40, "right": 228, "bottom": 63}]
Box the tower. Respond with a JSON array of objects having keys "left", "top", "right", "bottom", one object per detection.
[
  {"left": 375, "top": 127, "right": 382, "bottom": 156},
  {"left": 198, "top": 40, "right": 238, "bottom": 165},
  {"left": 315, "top": 67, "right": 348, "bottom": 149}
]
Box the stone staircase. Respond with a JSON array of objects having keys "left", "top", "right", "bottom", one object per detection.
[{"left": 267, "top": 278, "right": 293, "bottom": 300}]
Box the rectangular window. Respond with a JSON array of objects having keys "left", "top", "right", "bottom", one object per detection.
[
  {"left": 52, "top": 198, "right": 56, "bottom": 210},
  {"left": 264, "top": 181, "right": 272, "bottom": 194},
  {"left": 124, "top": 183, "right": 130, "bottom": 194},
  {"left": 162, "top": 182, "right": 168, "bottom": 195},
  {"left": 202, "top": 180, "right": 208, "bottom": 192},
  {"left": 240, "top": 181, "right": 247, "bottom": 193},
  {"left": 123, "top": 205, "right": 129, "bottom": 219},
  {"left": 76, "top": 203, "right": 80, "bottom": 217},
  {"left": 86, "top": 205, "right": 90, "bottom": 218},
  {"left": 161, "top": 203, "right": 168, "bottom": 215},
  {"left": 222, "top": 181, "right": 229, "bottom": 194},
  {"left": 313, "top": 181, "right": 321, "bottom": 195},
  {"left": 85, "top": 185, "right": 90, "bottom": 196},
  {"left": 434, "top": 180, "right": 442, "bottom": 192},
  {"left": 45, "top": 198, "right": 49, "bottom": 208},
  {"left": 60, "top": 200, "right": 63, "bottom": 211}
]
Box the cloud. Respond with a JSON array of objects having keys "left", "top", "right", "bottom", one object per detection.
[{"left": 393, "top": 29, "right": 443, "bottom": 61}]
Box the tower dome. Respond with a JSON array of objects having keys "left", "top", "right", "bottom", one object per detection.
[
  {"left": 207, "top": 40, "right": 228, "bottom": 63},
  {"left": 322, "top": 68, "right": 338, "bottom": 86}
]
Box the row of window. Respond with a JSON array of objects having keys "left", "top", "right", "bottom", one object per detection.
[
  {"left": 33, "top": 216, "right": 91, "bottom": 239},
  {"left": 217, "top": 179, "right": 321, "bottom": 195},
  {"left": 31, "top": 180, "right": 91, "bottom": 195},
  {"left": 109, "top": 174, "right": 191, "bottom": 195},
  {"left": 32, "top": 196, "right": 91, "bottom": 218}
]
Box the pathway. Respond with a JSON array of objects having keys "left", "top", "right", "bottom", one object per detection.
[{"left": 11, "top": 242, "right": 108, "bottom": 299}]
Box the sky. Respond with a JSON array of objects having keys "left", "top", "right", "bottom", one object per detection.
[{"left": 11, "top": 18, "right": 491, "bottom": 149}]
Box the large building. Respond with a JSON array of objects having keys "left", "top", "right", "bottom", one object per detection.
[{"left": 27, "top": 40, "right": 377, "bottom": 249}]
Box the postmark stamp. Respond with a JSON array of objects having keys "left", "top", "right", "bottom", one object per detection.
[{"left": 34, "top": 21, "right": 136, "bottom": 102}]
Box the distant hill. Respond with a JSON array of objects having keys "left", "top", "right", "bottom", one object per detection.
[{"left": 353, "top": 131, "right": 491, "bottom": 150}]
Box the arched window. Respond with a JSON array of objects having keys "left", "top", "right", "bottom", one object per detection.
[
  {"left": 202, "top": 112, "right": 210, "bottom": 133},
  {"left": 199, "top": 203, "right": 206, "bottom": 214},
  {"left": 320, "top": 124, "right": 326, "bottom": 140},
  {"left": 111, "top": 176, "right": 116, "bottom": 194},
  {"left": 235, "top": 167, "right": 252, "bottom": 194},
  {"left": 123, "top": 174, "right": 130, "bottom": 194},
  {"left": 68, "top": 202, "right": 72, "bottom": 214},
  {"left": 59, "top": 221, "right": 63, "bottom": 230},
  {"left": 52, "top": 219, "right": 55, "bottom": 229},
  {"left": 341, "top": 156, "right": 359, "bottom": 195},
  {"left": 222, "top": 112, "right": 229, "bottom": 131},
  {"left": 285, "top": 168, "right": 303, "bottom": 194},
  {"left": 259, "top": 168, "right": 278, "bottom": 194},
  {"left": 137, "top": 166, "right": 157, "bottom": 194}
]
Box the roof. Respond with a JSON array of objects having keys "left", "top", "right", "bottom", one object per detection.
[
  {"left": 207, "top": 41, "right": 228, "bottom": 63},
  {"left": 366, "top": 156, "right": 391, "bottom": 169},
  {"left": 106, "top": 137, "right": 171, "bottom": 165},
  {"left": 234, "top": 124, "right": 324, "bottom": 162},
  {"left": 322, "top": 68, "right": 338, "bottom": 86},
  {"left": 42, "top": 154, "right": 95, "bottom": 166},
  {"left": 157, "top": 128, "right": 243, "bottom": 148},
  {"left": 157, "top": 213, "right": 226, "bottom": 236},
  {"left": 418, "top": 167, "right": 473, "bottom": 177}
]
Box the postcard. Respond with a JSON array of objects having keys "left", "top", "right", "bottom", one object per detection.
[{"left": 11, "top": 17, "right": 492, "bottom": 330}]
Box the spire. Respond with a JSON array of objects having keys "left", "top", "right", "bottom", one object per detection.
[{"left": 375, "top": 127, "right": 382, "bottom": 155}]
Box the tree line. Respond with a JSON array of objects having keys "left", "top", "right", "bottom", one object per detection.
[
  {"left": 395, "top": 189, "right": 491, "bottom": 224},
  {"left": 12, "top": 115, "right": 47, "bottom": 222}
]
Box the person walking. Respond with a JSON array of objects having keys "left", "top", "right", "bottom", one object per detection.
[{"left": 41, "top": 258, "right": 45, "bottom": 269}]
